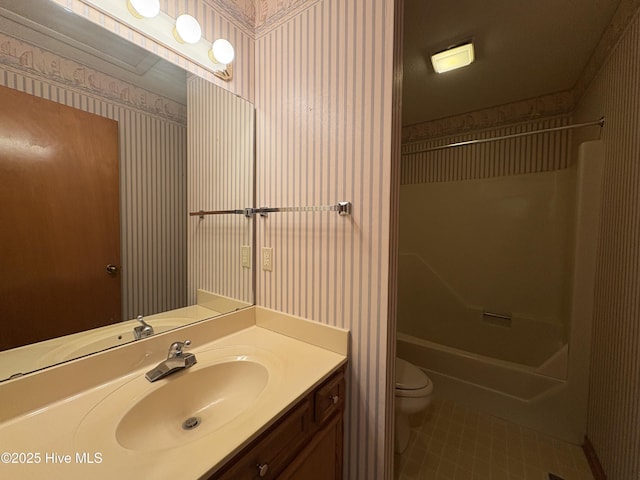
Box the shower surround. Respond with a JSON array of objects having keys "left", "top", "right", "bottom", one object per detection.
[{"left": 398, "top": 121, "right": 603, "bottom": 444}]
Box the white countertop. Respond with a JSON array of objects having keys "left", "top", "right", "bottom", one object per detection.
[{"left": 0, "top": 308, "right": 348, "bottom": 479}]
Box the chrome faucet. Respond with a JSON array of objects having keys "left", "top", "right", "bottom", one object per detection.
[
  {"left": 145, "top": 340, "right": 197, "bottom": 382},
  {"left": 134, "top": 315, "right": 154, "bottom": 340}
]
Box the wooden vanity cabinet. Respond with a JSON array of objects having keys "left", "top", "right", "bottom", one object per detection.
[{"left": 205, "top": 366, "right": 345, "bottom": 480}]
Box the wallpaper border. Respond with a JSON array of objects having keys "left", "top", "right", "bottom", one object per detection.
[
  {"left": 254, "top": 0, "right": 323, "bottom": 37},
  {"left": 402, "top": 91, "right": 574, "bottom": 144},
  {"left": 204, "top": 0, "right": 256, "bottom": 36},
  {"left": 0, "top": 32, "right": 187, "bottom": 124}
]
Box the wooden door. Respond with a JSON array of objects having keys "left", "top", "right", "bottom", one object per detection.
[{"left": 0, "top": 85, "right": 121, "bottom": 350}]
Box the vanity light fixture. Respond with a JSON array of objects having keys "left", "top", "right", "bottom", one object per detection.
[
  {"left": 431, "top": 42, "right": 474, "bottom": 73},
  {"left": 173, "top": 14, "right": 202, "bottom": 45},
  {"left": 126, "top": 0, "right": 160, "bottom": 19},
  {"left": 92, "top": 0, "right": 234, "bottom": 81},
  {"left": 210, "top": 39, "right": 235, "bottom": 81},
  {"left": 209, "top": 38, "right": 235, "bottom": 65}
]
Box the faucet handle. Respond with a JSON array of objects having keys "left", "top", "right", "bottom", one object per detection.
[
  {"left": 168, "top": 340, "right": 191, "bottom": 358},
  {"left": 133, "top": 315, "right": 155, "bottom": 340}
]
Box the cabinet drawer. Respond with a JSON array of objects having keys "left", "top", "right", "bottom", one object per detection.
[
  {"left": 216, "top": 399, "right": 312, "bottom": 479},
  {"left": 314, "top": 371, "right": 345, "bottom": 424}
]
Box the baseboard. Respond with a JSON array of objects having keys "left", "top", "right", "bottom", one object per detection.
[{"left": 583, "top": 435, "right": 607, "bottom": 480}]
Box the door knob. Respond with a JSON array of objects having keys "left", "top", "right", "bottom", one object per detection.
[{"left": 106, "top": 264, "right": 118, "bottom": 274}]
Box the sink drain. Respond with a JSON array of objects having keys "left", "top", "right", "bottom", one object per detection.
[{"left": 182, "top": 416, "right": 202, "bottom": 430}]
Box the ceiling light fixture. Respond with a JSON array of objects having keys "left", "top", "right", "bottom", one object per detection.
[
  {"left": 431, "top": 42, "right": 474, "bottom": 74},
  {"left": 126, "top": 0, "right": 160, "bottom": 19},
  {"left": 209, "top": 38, "right": 235, "bottom": 65},
  {"left": 173, "top": 14, "right": 202, "bottom": 44}
]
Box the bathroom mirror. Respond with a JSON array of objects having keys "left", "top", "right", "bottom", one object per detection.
[{"left": 0, "top": 0, "right": 254, "bottom": 381}]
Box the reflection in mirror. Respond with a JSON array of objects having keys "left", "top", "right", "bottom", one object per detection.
[{"left": 0, "top": 0, "right": 254, "bottom": 381}]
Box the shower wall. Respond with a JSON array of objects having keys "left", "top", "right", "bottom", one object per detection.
[
  {"left": 398, "top": 143, "right": 603, "bottom": 443},
  {"left": 399, "top": 117, "right": 576, "bottom": 366}
]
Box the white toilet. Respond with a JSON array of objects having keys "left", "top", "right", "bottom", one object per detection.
[{"left": 395, "top": 357, "right": 433, "bottom": 453}]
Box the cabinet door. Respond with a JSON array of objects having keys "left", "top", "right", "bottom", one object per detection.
[
  {"left": 213, "top": 400, "right": 311, "bottom": 479},
  {"left": 279, "top": 413, "right": 342, "bottom": 480}
]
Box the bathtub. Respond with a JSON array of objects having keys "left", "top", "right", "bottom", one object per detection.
[
  {"left": 397, "top": 331, "right": 583, "bottom": 443},
  {"left": 395, "top": 142, "right": 604, "bottom": 444},
  {"left": 397, "top": 332, "right": 566, "bottom": 401}
]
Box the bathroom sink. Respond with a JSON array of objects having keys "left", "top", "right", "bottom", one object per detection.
[
  {"left": 74, "top": 347, "right": 280, "bottom": 454},
  {"left": 116, "top": 360, "right": 269, "bottom": 451},
  {"left": 41, "top": 318, "right": 192, "bottom": 362}
]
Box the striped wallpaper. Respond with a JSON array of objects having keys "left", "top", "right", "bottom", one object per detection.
[
  {"left": 0, "top": 56, "right": 187, "bottom": 322},
  {"left": 385, "top": 0, "right": 404, "bottom": 476},
  {"left": 574, "top": 7, "right": 640, "bottom": 479},
  {"left": 401, "top": 116, "right": 573, "bottom": 184},
  {"left": 24, "top": 1, "right": 640, "bottom": 479},
  {"left": 41, "top": 1, "right": 403, "bottom": 477},
  {"left": 187, "top": 75, "right": 254, "bottom": 306},
  {"left": 255, "top": 1, "right": 398, "bottom": 478},
  {"left": 55, "top": 0, "right": 255, "bottom": 103},
  {"left": 117, "top": 107, "right": 187, "bottom": 319},
  {"left": 42, "top": 4, "right": 403, "bottom": 477}
]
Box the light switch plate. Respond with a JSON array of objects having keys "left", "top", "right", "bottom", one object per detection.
[
  {"left": 262, "top": 247, "right": 273, "bottom": 271},
  {"left": 241, "top": 245, "right": 251, "bottom": 268}
]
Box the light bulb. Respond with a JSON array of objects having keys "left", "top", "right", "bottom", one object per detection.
[
  {"left": 127, "top": 0, "right": 160, "bottom": 19},
  {"left": 173, "top": 14, "right": 202, "bottom": 44},
  {"left": 210, "top": 39, "right": 234, "bottom": 65}
]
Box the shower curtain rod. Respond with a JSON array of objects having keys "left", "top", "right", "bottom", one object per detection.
[{"left": 405, "top": 117, "right": 605, "bottom": 154}]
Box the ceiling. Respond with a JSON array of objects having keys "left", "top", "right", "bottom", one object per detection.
[
  {"left": 0, "top": 0, "right": 623, "bottom": 122},
  {"left": 403, "top": 0, "right": 622, "bottom": 127},
  {"left": 0, "top": 0, "right": 187, "bottom": 105}
]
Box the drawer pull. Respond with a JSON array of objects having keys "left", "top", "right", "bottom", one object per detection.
[
  {"left": 257, "top": 463, "right": 269, "bottom": 477},
  {"left": 329, "top": 394, "right": 339, "bottom": 405}
]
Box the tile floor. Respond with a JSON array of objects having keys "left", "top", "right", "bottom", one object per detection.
[{"left": 394, "top": 398, "right": 594, "bottom": 480}]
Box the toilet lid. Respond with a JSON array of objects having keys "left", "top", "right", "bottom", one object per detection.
[{"left": 395, "top": 358, "right": 430, "bottom": 390}]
